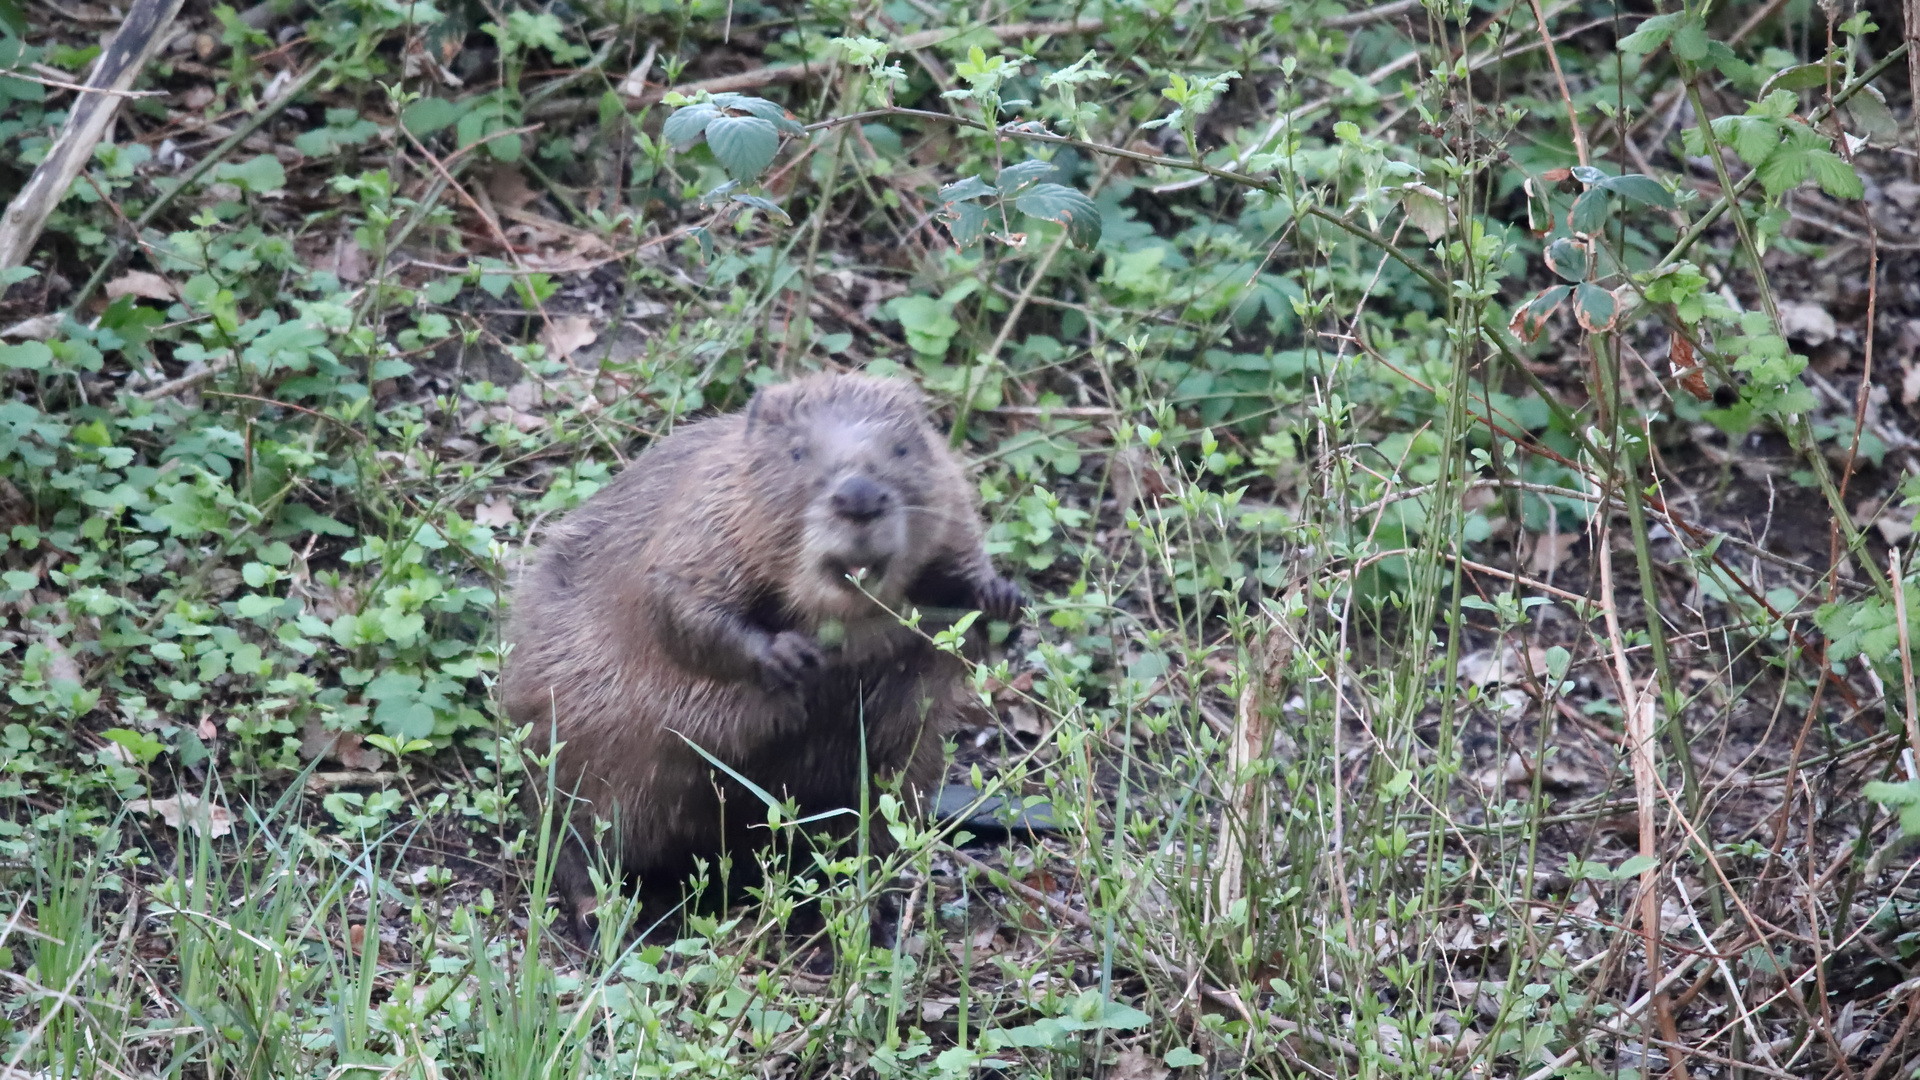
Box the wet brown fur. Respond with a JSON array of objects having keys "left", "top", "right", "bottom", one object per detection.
[{"left": 500, "top": 373, "right": 1019, "bottom": 936}]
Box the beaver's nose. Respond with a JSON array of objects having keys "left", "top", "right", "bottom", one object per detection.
[{"left": 830, "top": 475, "right": 892, "bottom": 523}]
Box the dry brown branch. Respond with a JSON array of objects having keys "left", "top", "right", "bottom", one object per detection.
[{"left": 0, "top": 0, "right": 188, "bottom": 270}]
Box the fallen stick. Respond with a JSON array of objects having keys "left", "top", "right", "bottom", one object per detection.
[{"left": 0, "top": 0, "right": 189, "bottom": 270}]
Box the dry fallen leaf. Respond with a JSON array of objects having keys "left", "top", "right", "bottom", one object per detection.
[
  {"left": 40, "top": 634, "right": 79, "bottom": 684},
  {"left": 1529, "top": 530, "right": 1580, "bottom": 573},
  {"left": 474, "top": 499, "right": 515, "bottom": 528},
  {"left": 1107, "top": 1050, "right": 1168, "bottom": 1080},
  {"left": 488, "top": 166, "right": 542, "bottom": 213},
  {"left": 129, "top": 793, "right": 234, "bottom": 838},
  {"left": 105, "top": 271, "right": 178, "bottom": 303},
  {"left": 299, "top": 715, "right": 387, "bottom": 771},
  {"left": 1778, "top": 301, "right": 1838, "bottom": 346},
  {"left": 541, "top": 315, "right": 598, "bottom": 362}
]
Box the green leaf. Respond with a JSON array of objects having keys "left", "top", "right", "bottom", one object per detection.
[
  {"left": 1567, "top": 188, "right": 1610, "bottom": 237},
  {"left": 1762, "top": 61, "right": 1840, "bottom": 94},
  {"left": 1600, "top": 173, "right": 1675, "bottom": 209},
  {"left": 938, "top": 175, "right": 997, "bottom": 203},
  {"left": 0, "top": 341, "right": 50, "bottom": 370},
  {"left": 996, "top": 158, "right": 1056, "bottom": 193},
  {"left": 401, "top": 96, "right": 463, "bottom": 137},
  {"left": 1617, "top": 12, "right": 1680, "bottom": 54},
  {"left": 1165, "top": 1049, "right": 1206, "bottom": 1069},
  {"left": 711, "top": 93, "right": 804, "bottom": 134},
  {"left": 939, "top": 199, "right": 991, "bottom": 247},
  {"left": 1572, "top": 282, "right": 1618, "bottom": 332},
  {"left": 1542, "top": 236, "right": 1588, "bottom": 282},
  {"left": 103, "top": 728, "right": 165, "bottom": 765},
  {"left": 1864, "top": 779, "right": 1920, "bottom": 807},
  {"left": 1615, "top": 854, "right": 1658, "bottom": 878},
  {"left": 1808, "top": 146, "right": 1865, "bottom": 199},
  {"left": 1844, "top": 87, "right": 1901, "bottom": 141},
  {"left": 214, "top": 154, "right": 286, "bottom": 194},
  {"left": 1012, "top": 183, "right": 1100, "bottom": 247},
  {"left": 731, "top": 193, "right": 791, "bottom": 223},
  {"left": 1704, "top": 41, "right": 1753, "bottom": 83},
  {"left": 661, "top": 102, "right": 719, "bottom": 150},
  {"left": 1508, "top": 285, "right": 1570, "bottom": 342},
  {"left": 1670, "top": 16, "right": 1709, "bottom": 62},
  {"left": 374, "top": 698, "right": 435, "bottom": 740},
  {"left": 703, "top": 114, "right": 781, "bottom": 180}
]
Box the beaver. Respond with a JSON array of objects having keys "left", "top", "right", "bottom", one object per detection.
[{"left": 500, "top": 372, "right": 1022, "bottom": 937}]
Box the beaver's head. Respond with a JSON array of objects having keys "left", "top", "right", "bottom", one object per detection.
[{"left": 743, "top": 374, "right": 959, "bottom": 621}]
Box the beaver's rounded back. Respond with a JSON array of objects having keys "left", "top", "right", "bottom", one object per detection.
[{"left": 501, "top": 372, "right": 1020, "bottom": 931}]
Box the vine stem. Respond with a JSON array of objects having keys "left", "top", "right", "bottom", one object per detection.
[{"left": 1524, "top": 0, "right": 1589, "bottom": 166}]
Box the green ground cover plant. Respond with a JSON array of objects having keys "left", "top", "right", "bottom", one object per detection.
[{"left": 3, "top": 0, "right": 1920, "bottom": 1076}]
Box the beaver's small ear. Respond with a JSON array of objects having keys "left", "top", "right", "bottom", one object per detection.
[{"left": 745, "top": 386, "right": 790, "bottom": 431}]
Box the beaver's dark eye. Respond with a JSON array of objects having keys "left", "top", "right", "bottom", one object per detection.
[
  {"left": 893, "top": 442, "right": 910, "bottom": 458},
  {"left": 790, "top": 446, "right": 806, "bottom": 462}
]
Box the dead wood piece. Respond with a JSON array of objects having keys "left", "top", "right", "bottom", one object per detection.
[{"left": 0, "top": 0, "right": 189, "bottom": 271}]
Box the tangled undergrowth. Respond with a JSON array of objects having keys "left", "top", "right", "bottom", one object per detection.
[{"left": 3, "top": 0, "right": 1920, "bottom": 1076}]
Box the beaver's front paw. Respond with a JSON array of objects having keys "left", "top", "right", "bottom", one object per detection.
[
  {"left": 756, "top": 630, "right": 825, "bottom": 690},
  {"left": 975, "top": 576, "right": 1026, "bottom": 623}
]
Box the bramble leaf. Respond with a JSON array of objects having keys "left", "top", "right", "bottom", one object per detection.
[
  {"left": 997, "top": 159, "right": 1057, "bottom": 193},
  {"left": 939, "top": 199, "right": 992, "bottom": 247},
  {"left": 731, "top": 194, "right": 791, "bottom": 223},
  {"left": 1543, "top": 236, "right": 1588, "bottom": 282},
  {"left": 704, "top": 114, "right": 781, "bottom": 180},
  {"left": 1013, "top": 183, "right": 1100, "bottom": 247},
  {"left": 1567, "top": 188, "right": 1611, "bottom": 237},
  {"left": 1572, "top": 282, "right": 1618, "bottom": 332},
  {"left": 1509, "top": 285, "right": 1571, "bottom": 342},
  {"left": 711, "top": 93, "right": 804, "bottom": 134},
  {"left": 1617, "top": 12, "right": 1680, "bottom": 54},
  {"left": 662, "top": 102, "right": 719, "bottom": 150},
  {"left": 1600, "top": 173, "right": 1675, "bottom": 209},
  {"left": 938, "top": 175, "right": 998, "bottom": 203}
]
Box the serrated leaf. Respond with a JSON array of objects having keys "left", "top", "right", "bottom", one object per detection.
[
  {"left": 1567, "top": 188, "right": 1611, "bottom": 237},
  {"left": 1569, "top": 165, "right": 1607, "bottom": 186},
  {"left": 1012, "top": 182, "right": 1100, "bottom": 247},
  {"left": 1843, "top": 87, "right": 1900, "bottom": 142},
  {"left": 712, "top": 93, "right": 805, "bottom": 134},
  {"left": 731, "top": 193, "right": 792, "bottom": 223},
  {"left": 704, "top": 114, "right": 781, "bottom": 180},
  {"left": 1705, "top": 41, "right": 1754, "bottom": 83},
  {"left": 1808, "top": 148, "right": 1864, "bottom": 200},
  {"left": 1573, "top": 282, "right": 1618, "bottom": 332},
  {"left": 1761, "top": 61, "right": 1839, "bottom": 95},
  {"left": 939, "top": 199, "right": 991, "bottom": 247},
  {"left": 1543, "top": 236, "right": 1588, "bottom": 282},
  {"left": 997, "top": 159, "right": 1056, "bottom": 193},
  {"left": 1725, "top": 116, "right": 1782, "bottom": 168},
  {"left": 662, "top": 103, "right": 719, "bottom": 150},
  {"left": 1398, "top": 183, "right": 1450, "bottom": 242},
  {"left": 1508, "top": 285, "right": 1570, "bottom": 342},
  {"left": 1600, "top": 173, "right": 1675, "bottom": 209},
  {"left": 1617, "top": 12, "right": 1680, "bottom": 54},
  {"left": 1670, "top": 16, "right": 1709, "bottom": 62},
  {"left": 938, "top": 175, "right": 997, "bottom": 203}
]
